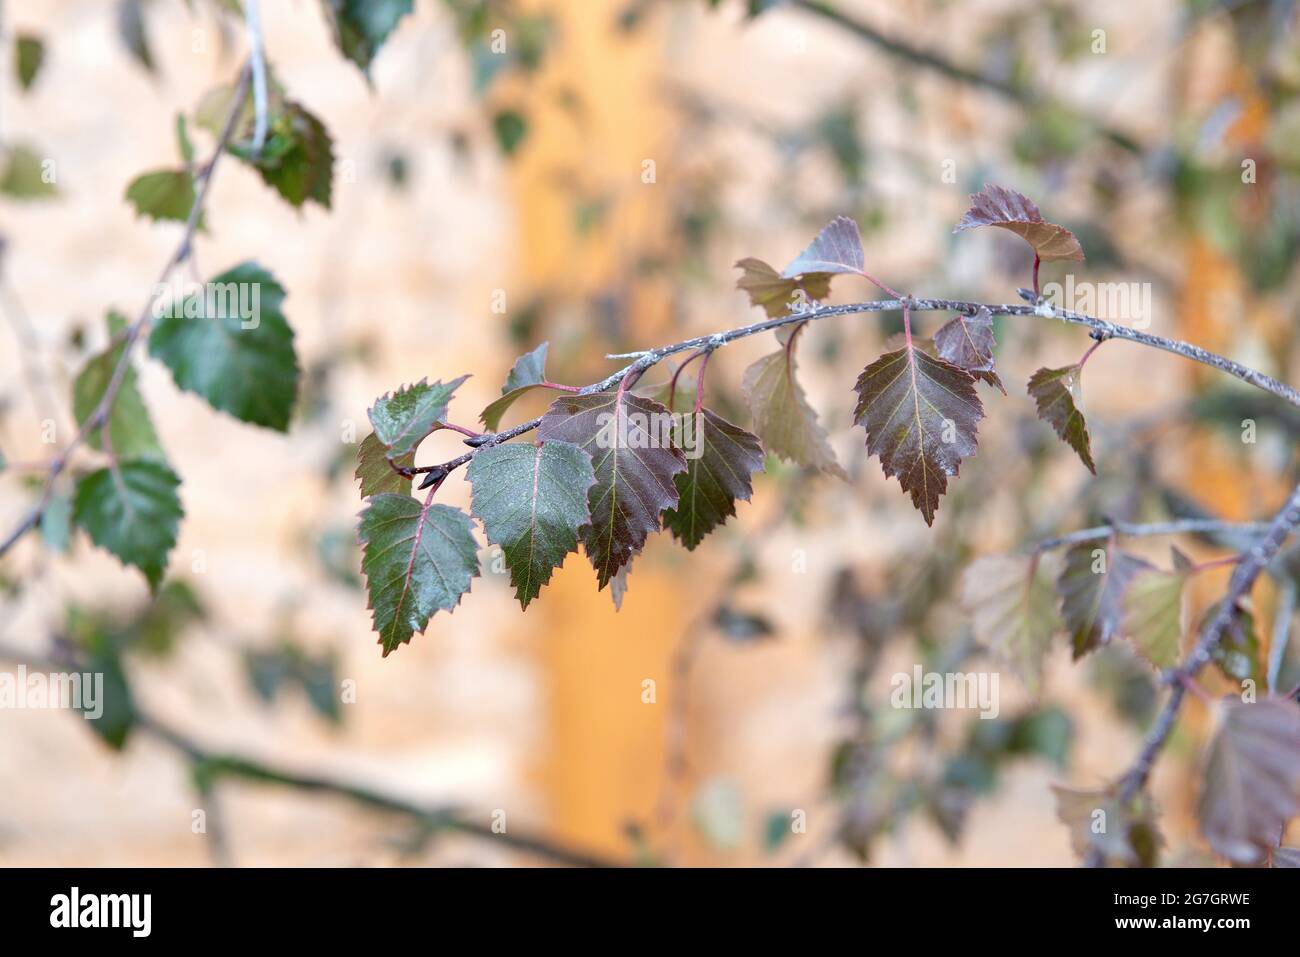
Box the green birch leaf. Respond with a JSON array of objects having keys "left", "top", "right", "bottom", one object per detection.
[
  {"left": 734, "top": 258, "right": 832, "bottom": 318},
  {"left": 368, "top": 376, "right": 469, "bottom": 459},
  {"left": 198, "top": 75, "right": 334, "bottom": 209},
  {"left": 355, "top": 431, "right": 411, "bottom": 498},
  {"left": 358, "top": 494, "right": 479, "bottom": 656},
  {"left": 124, "top": 169, "right": 195, "bottom": 223},
  {"left": 73, "top": 312, "right": 164, "bottom": 460},
  {"left": 853, "top": 346, "right": 984, "bottom": 525},
  {"left": 492, "top": 109, "right": 528, "bottom": 156},
  {"left": 117, "top": 0, "right": 155, "bottom": 73},
  {"left": 1197, "top": 696, "right": 1300, "bottom": 865},
  {"left": 467, "top": 440, "right": 596, "bottom": 608},
  {"left": 41, "top": 491, "right": 73, "bottom": 553},
  {"left": 0, "top": 142, "right": 58, "bottom": 199},
  {"left": 15, "top": 34, "right": 44, "bottom": 91},
  {"left": 1027, "top": 364, "right": 1096, "bottom": 474},
  {"left": 932, "top": 307, "right": 1006, "bottom": 394},
  {"left": 320, "top": 0, "right": 414, "bottom": 76},
  {"left": 662, "top": 409, "right": 765, "bottom": 550},
  {"left": 960, "top": 554, "right": 1063, "bottom": 694},
  {"left": 73, "top": 459, "right": 182, "bottom": 591},
  {"left": 480, "top": 342, "right": 550, "bottom": 431},
  {"left": 148, "top": 262, "right": 300, "bottom": 431},
  {"left": 176, "top": 113, "right": 195, "bottom": 165},
  {"left": 741, "top": 343, "right": 845, "bottom": 479},
  {"left": 536, "top": 391, "right": 687, "bottom": 588},
  {"left": 1056, "top": 542, "right": 1152, "bottom": 659},
  {"left": 1120, "top": 565, "right": 1188, "bottom": 669}
]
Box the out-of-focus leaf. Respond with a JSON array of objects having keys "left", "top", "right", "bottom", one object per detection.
[
  {"left": 40, "top": 491, "right": 73, "bottom": 553},
  {"left": 953, "top": 183, "right": 1085, "bottom": 262},
  {"left": 742, "top": 341, "right": 845, "bottom": 479},
  {"left": 1197, "top": 696, "right": 1300, "bottom": 865},
  {"left": 80, "top": 638, "right": 136, "bottom": 750},
  {"left": 1056, "top": 542, "right": 1151, "bottom": 658},
  {"left": 492, "top": 109, "right": 528, "bottom": 157},
  {"left": 14, "top": 34, "right": 45, "bottom": 91},
  {"left": 230, "top": 100, "right": 335, "bottom": 210},
  {"left": 117, "top": 0, "right": 155, "bottom": 73},
  {"left": 960, "top": 554, "right": 1063, "bottom": 694},
  {"left": 1120, "top": 563, "right": 1188, "bottom": 669},
  {"left": 712, "top": 605, "right": 775, "bottom": 641},
  {"left": 0, "top": 143, "right": 59, "bottom": 200},
  {"left": 73, "top": 311, "right": 165, "bottom": 460},
  {"left": 132, "top": 579, "right": 205, "bottom": 656},
  {"left": 319, "top": 0, "right": 414, "bottom": 76},
  {"left": 1052, "top": 784, "right": 1162, "bottom": 867},
  {"left": 690, "top": 779, "right": 744, "bottom": 850},
  {"left": 73, "top": 459, "right": 182, "bottom": 592},
  {"left": 124, "top": 169, "right": 195, "bottom": 223},
  {"left": 1205, "top": 599, "right": 1262, "bottom": 686}
]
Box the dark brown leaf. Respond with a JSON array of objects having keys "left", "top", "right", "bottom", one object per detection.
[
  {"left": 932, "top": 307, "right": 1005, "bottom": 394},
  {"left": 662, "top": 408, "right": 765, "bottom": 550},
  {"left": 536, "top": 391, "right": 686, "bottom": 588},
  {"left": 853, "top": 344, "right": 984, "bottom": 525},
  {"left": 953, "top": 184, "right": 1085, "bottom": 262},
  {"left": 1027, "top": 365, "right": 1096, "bottom": 474},
  {"left": 780, "top": 215, "right": 865, "bottom": 278},
  {"left": 1197, "top": 696, "right": 1300, "bottom": 865}
]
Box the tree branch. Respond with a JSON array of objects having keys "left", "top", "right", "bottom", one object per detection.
[
  {"left": 0, "top": 63, "right": 252, "bottom": 560},
  {"left": 785, "top": 0, "right": 1144, "bottom": 151},
  {"left": 417, "top": 295, "right": 1300, "bottom": 482},
  {"left": 1031, "top": 518, "right": 1272, "bottom": 553},
  {"left": 1082, "top": 478, "right": 1300, "bottom": 867},
  {"left": 789, "top": 0, "right": 1142, "bottom": 153},
  {"left": 0, "top": 639, "right": 621, "bottom": 868}
]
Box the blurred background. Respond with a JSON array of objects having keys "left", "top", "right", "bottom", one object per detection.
[{"left": 1, "top": 0, "right": 1298, "bottom": 866}]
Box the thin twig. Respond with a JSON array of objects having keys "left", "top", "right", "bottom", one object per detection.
[
  {"left": 414, "top": 295, "right": 1300, "bottom": 483},
  {"left": 0, "top": 639, "right": 621, "bottom": 868},
  {"left": 0, "top": 64, "right": 253, "bottom": 560},
  {"left": 789, "top": 0, "right": 1141, "bottom": 153},
  {"left": 244, "top": 0, "right": 269, "bottom": 154},
  {"left": 1031, "top": 518, "right": 1272, "bottom": 553}
]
